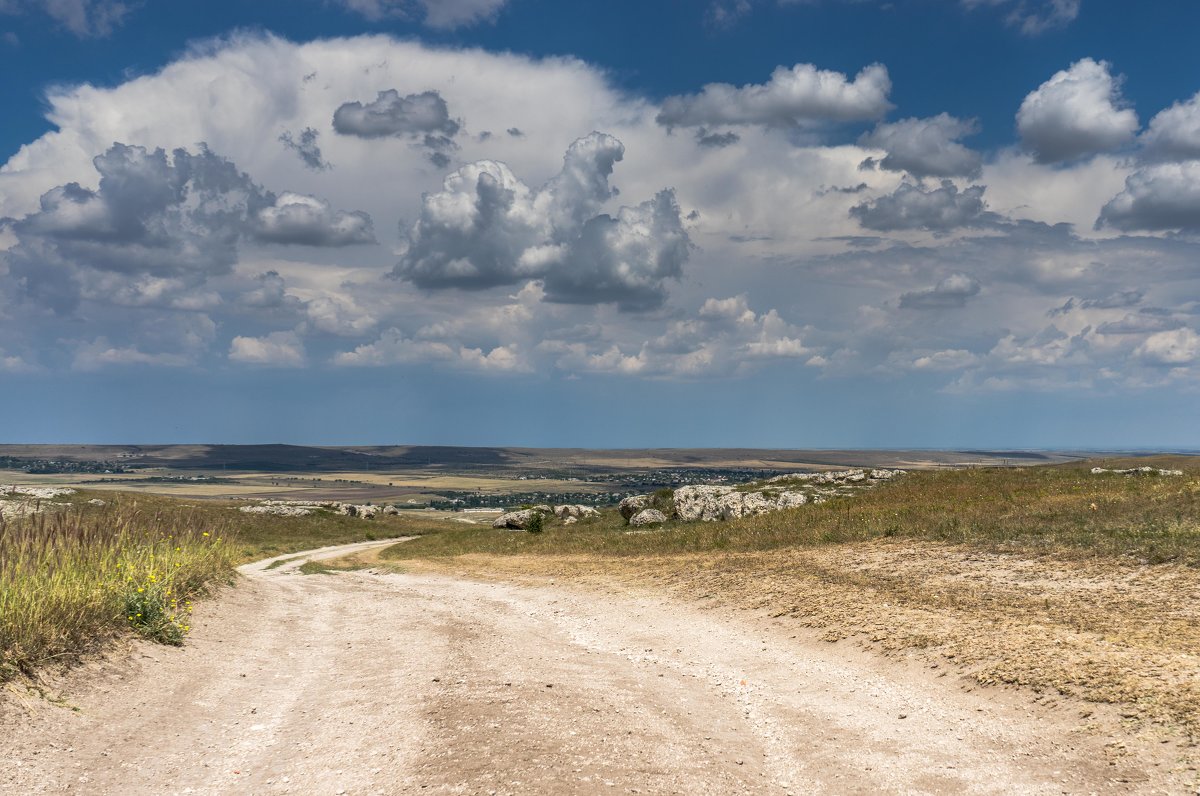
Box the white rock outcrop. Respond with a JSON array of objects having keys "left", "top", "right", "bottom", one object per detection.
[
  {"left": 554, "top": 504, "right": 600, "bottom": 520},
  {"left": 667, "top": 469, "right": 903, "bottom": 524},
  {"left": 672, "top": 485, "right": 734, "bottom": 522},
  {"left": 239, "top": 503, "right": 315, "bottom": 517},
  {"left": 629, "top": 508, "right": 668, "bottom": 527},
  {"left": 1, "top": 485, "right": 77, "bottom": 499},
  {"left": 492, "top": 509, "right": 541, "bottom": 530},
  {"left": 238, "top": 499, "right": 382, "bottom": 518},
  {"left": 1091, "top": 466, "right": 1183, "bottom": 477}
]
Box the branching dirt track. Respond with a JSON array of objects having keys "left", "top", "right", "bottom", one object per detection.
[{"left": 1, "top": 540, "right": 1191, "bottom": 795}]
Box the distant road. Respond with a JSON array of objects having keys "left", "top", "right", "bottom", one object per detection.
[{"left": 1, "top": 540, "right": 1173, "bottom": 794}]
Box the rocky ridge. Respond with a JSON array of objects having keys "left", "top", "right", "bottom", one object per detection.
[
  {"left": 0, "top": 485, "right": 77, "bottom": 518},
  {"left": 623, "top": 468, "right": 905, "bottom": 526},
  {"left": 237, "top": 500, "right": 401, "bottom": 519}
]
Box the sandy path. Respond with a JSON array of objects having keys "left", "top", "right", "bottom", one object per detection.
[{"left": 0, "top": 540, "right": 1183, "bottom": 795}]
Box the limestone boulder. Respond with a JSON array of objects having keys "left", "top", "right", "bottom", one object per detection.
[
  {"left": 555, "top": 504, "right": 601, "bottom": 520},
  {"left": 774, "top": 491, "right": 808, "bottom": 509},
  {"left": 672, "top": 485, "right": 735, "bottom": 522},
  {"left": 492, "top": 509, "right": 539, "bottom": 530},
  {"left": 629, "top": 508, "right": 668, "bottom": 527},
  {"left": 618, "top": 495, "right": 652, "bottom": 521}
]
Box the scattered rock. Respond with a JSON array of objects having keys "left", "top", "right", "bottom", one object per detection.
[
  {"left": 630, "top": 508, "right": 668, "bottom": 527},
  {"left": 554, "top": 504, "right": 600, "bottom": 520},
  {"left": 492, "top": 509, "right": 541, "bottom": 530},
  {"left": 87, "top": 498, "right": 107, "bottom": 506},
  {"left": 619, "top": 495, "right": 652, "bottom": 521}
]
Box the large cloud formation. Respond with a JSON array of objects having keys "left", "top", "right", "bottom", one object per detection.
[
  {"left": 393, "top": 132, "right": 691, "bottom": 311},
  {"left": 2, "top": 143, "right": 374, "bottom": 312},
  {"left": 1017, "top": 58, "right": 1139, "bottom": 163},
  {"left": 2, "top": 33, "right": 1200, "bottom": 396},
  {"left": 656, "top": 63, "right": 892, "bottom": 129}
]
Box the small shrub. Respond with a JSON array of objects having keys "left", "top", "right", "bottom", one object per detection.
[
  {"left": 527, "top": 512, "right": 545, "bottom": 533},
  {"left": 651, "top": 488, "right": 676, "bottom": 517}
]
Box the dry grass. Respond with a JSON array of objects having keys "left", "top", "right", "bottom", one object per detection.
[{"left": 0, "top": 499, "right": 234, "bottom": 680}]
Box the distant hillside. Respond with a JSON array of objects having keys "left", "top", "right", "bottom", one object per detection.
[{"left": 0, "top": 443, "right": 1116, "bottom": 474}]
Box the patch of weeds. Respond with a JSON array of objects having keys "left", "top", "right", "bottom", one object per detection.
[
  {"left": 527, "top": 512, "right": 545, "bottom": 534},
  {"left": 264, "top": 555, "right": 301, "bottom": 571},
  {"left": 122, "top": 575, "right": 190, "bottom": 646}
]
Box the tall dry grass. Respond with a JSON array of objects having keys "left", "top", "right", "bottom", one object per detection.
[{"left": 0, "top": 501, "right": 235, "bottom": 680}]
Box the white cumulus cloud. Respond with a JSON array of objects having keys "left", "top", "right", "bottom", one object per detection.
[
  {"left": 228, "top": 331, "right": 307, "bottom": 367},
  {"left": 1017, "top": 58, "right": 1138, "bottom": 163},
  {"left": 394, "top": 132, "right": 691, "bottom": 311},
  {"left": 656, "top": 63, "right": 892, "bottom": 130}
]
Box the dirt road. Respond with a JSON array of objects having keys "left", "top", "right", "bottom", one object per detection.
[{"left": 0, "top": 540, "right": 1186, "bottom": 794}]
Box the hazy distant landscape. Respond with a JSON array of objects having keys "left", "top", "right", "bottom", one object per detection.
[{"left": 0, "top": 442, "right": 1096, "bottom": 506}]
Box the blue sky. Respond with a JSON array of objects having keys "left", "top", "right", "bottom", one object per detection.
[{"left": 2, "top": 0, "right": 1200, "bottom": 447}]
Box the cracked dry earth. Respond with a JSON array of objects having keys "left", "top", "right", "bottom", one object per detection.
[{"left": 1, "top": 539, "right": 1189, "bottom": 795}]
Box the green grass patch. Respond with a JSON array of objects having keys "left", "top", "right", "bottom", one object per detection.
[{"left": 297, "top": 558, "right": 369, "bottom": 575}]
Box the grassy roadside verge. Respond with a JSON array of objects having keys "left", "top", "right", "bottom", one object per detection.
[
  {"left": 0, "top": 501, "right": 234, "bottom": 681},
  {"left": 0, "top": 492, "right": 454, "bottom": 682}
]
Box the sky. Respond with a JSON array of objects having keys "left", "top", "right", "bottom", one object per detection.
[{"left": 2, "top": 0, "right": 1200, "bottom": 448}]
